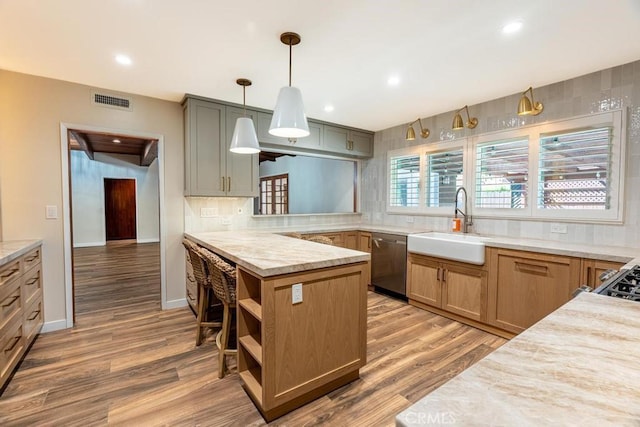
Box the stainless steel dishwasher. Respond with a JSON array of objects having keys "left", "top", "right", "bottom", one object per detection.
[{"left": 371, "top": 232, "right": 407, "bottom": 297}]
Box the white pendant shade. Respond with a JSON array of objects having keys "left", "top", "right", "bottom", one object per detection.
[
  {"left": 269, "top": 86, "right": 310, "bottom": 138},
  {"left": 229, "top": 117, "right": 260, "bottom": 154}
]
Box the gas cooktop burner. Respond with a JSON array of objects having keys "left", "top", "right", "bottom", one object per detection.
[{"left": 596, "top": 265, "right": 640, "bottom": 301}]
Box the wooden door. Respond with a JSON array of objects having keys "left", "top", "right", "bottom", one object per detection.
[
  {"left": 343, "top": 232, "right": 359, "bottom": 250},
  {"left": 407, "top": 253, "right": 441, "bottom": 308},
  {"left": 104, "top": 178, "right": 136, "bottom": 241},
  {"left": 441, "top": 262, "right": 486, "bottom": 322}
]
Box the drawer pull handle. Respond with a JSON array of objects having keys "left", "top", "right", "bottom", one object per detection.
[
  {"left": 0, "top": 268, "right": 19, "bottom": 279},
  {"left": 26, "top": 277, "right": 39, "bottom": 286},
  {"left": 4, "top": 336, "right": 21, "bottom": 353},
  {"left": 2, "top": 295, "right": 19, "bottom": 308},
  {"left": 515, "top": 261, "right": 549, "bottom": 273},
  {"left": 25, "top": 255, "right": 38, "bottom": 262},
  {"left": 27, "top": 310, "right": 41, "bottom": 321}
]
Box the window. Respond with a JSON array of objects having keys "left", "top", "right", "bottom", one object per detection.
[
  {"left": 260, "top": 174, "right": 288, "bottom": 215},
  {"left": 475, "top": 138, "right": 529, "bottom": 209},
  {"left": 537, "top": 127, "right": 611, "bottom": 210},
  {"left": 389, "top": 154, "right": 420, "bottom": 207},
  {"left": 426, "top": 148, "right": 463, "bottom": 207}
]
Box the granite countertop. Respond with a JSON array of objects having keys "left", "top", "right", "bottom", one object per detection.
[
  {"left": 0, "top": 240, "right": 43, "bottom": 266},
  {"left": 185, "top": 231, "right": 370, "bottom": 277},
  {"left": 396, "top": 292, "right": 640, "bottom": 426}
]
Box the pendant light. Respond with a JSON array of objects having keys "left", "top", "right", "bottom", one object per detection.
[
  {"left": 229, "top": 78, "right": 261, "bottom": 154},
  {"left": 269, "top": 32, "right": 310, "bottom": 138}
]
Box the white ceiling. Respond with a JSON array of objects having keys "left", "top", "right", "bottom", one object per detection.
[{"left": 1, "top": 0, "right": 639, "bottom": 131}]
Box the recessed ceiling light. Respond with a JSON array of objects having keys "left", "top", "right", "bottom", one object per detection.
[
  {"left": 115, "top": 54, "right": 132, "bottom": 66},
  {"left": 113, "top": 139, "right": 121, "bottom": 144},
  {"left": 502, "top": 21, "right": 523, "bottom": 34},
  {"left": 387, "top": 76, "right": 401, "bottom": 86},
  {"left": 324, "top": 105, "right": 334, "bottom": 112}
]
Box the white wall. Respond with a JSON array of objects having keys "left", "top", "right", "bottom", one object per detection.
[
  {"left": 259, "top": 155, "right": 354, "bottom": 214},
  {"left": 71, "top": 151, "right": 159, "bottom": 247},
  {"left": 0, "top": 70, "right": 185, "bottom": 328}
]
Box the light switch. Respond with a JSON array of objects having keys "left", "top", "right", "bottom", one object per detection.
[
  {"left": 45, "top": 205, "right": 58, "bottom": 219},
  {"left": 292, "top": 283, "right": 303, "bottom": 304}
]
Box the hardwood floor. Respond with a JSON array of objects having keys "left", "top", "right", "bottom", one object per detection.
[{"left": 0, "top": 243, "right": 506, "bottom": 426}]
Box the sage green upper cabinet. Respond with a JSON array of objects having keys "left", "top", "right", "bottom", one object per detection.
[
  {"left": 225, "top": 107, "right": 259, "bottom": 197},
  {"left": 184, "top": 98, "right": 258, "bottom": 197},
  {"left": 256, "top": 112, "right": 323, "bottom": 151},
  {"left": 323, "top": 125, "right": 373, "bottom": 158}
]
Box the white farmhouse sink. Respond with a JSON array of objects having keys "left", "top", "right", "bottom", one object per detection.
[{"left": 407, "top": 232, "right": 487, "bottom": 265}]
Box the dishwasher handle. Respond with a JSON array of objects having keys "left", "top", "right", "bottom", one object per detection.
[{"left": 372, "top": 237, "right": 406, "bottom": 248}]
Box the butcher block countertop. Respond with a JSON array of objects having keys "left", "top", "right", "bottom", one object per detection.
[
  {"left": 0, "top": 240, "right": 42, "bottom": 266},
  {"left": 185, "top": 231, "right": 369, "bottom": 277},
  {"left": 396, "top": 292, "right": 640, "bottom": 426}
]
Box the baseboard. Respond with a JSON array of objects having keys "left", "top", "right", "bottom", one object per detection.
[
  {"left": 137, "top": 238, "right": 160, "bottom": 244},
  {"left": 73, "top": 241, "right": 106, "bottom": 248},
  {"left": 164, "top": 298, "right": 188, "bottom": 310},
  {"left": 41, "top": 319, "right": 69, "bottom": 333}
]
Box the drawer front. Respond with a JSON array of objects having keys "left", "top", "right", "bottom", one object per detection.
[
  {"left": 23, "top": 297, "right": 43, "bottom": 343},
  {"left": 0, "top": 260, "right": 21, "bottom": 289},
  {"left": 0, "top": 318, "right": 25, "bottom": 383},
  {"left": 186, "top": 277, "right": 197, "bottom": 311},
  {"left": 22, "top": 266, "right": 42, "bottom": 307},
  {"left": 22, "top": 247, "right": 42, "bottom": 273},
  {"left": 0, "top": 279, "right": 22, "bottom": 332}
]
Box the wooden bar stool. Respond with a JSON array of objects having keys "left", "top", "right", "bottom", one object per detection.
[
  {"left": 182, "top": 239, "right": 222, "bottom": 346},
  {"left": 197, "top": 247, "right": 237, "bottom": 379}
]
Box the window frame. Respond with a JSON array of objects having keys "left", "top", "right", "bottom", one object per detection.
[{"left": 386, "top": 110, "right": 626, "bottom": 224}]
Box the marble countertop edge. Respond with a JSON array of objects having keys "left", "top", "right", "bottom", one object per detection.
[{"left": 0, "top": 240, "right": 43, "bottom": 266}]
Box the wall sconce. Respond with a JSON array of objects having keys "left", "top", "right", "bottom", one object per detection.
[
  {"left": 406, "top": 118, "right": 430, "bottom": 140},
  {"left": 517, "top": 86, "right": 543, "bottom": 116},
  {"left": 229, "top": 78, "right": 260, "bottom": 154},
  {"left": 269, "top": 32, "right": 310, "bottom": 138},
  {"left": 452, "top": 105, "right": 478, "bottom": 130}
]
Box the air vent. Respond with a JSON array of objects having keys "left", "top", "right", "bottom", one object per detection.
[{"left": 91, "top": 91, "right": 133, "bottom": 111}]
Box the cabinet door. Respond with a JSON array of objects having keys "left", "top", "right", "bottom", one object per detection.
[
  {"left": 184, "top": 99, "right": 226, "bottom": 196},
  {"left": 407, "top": 254, "right": 441, "bottom": 308},
  {"left": 358, "top": 232, "right": 371, "bottom": 253},
  {"left": 488, "top": 250, "right": 580, "bottom": 334},
  {"left": 225, "top": 107, "right": 259, "bottom": 197},
  {"left": 343, "top": 232, "right": 359, "bottom": 250},
  {"left": 349, "top": 130, "right": 373, "bottom": 157},
  {"left": 580, "top": 259, "right": 624, "bottom": 288},
  {"left": 441, "top": 262, "right": 486, "bottom": 322},
  {"left": 323, "top": 125, "right": 350, "bottom": 155}
]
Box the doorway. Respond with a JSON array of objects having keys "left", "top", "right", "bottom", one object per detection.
[{"left": 104, "top": 178, "right": 137, "bottom": 241}]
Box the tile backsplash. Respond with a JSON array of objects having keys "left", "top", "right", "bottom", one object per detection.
[{"left": 361, "top": 60, "right": 640, "bottom": 249}]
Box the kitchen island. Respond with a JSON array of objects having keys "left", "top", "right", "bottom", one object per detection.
[
  {"left": 185, "top": 231, "right": 370, "bottom": 421},
  {"left": 396, "top": 292, "right": 640, "bottom": 426}
]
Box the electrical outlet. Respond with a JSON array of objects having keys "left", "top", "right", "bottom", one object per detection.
[
  {"left": 406, "top": 216, "right": 414, "bottom": 223},
  {"left": 200, "top": 207, "right": 217, "bottom": 218},
  {"left": 237, "top": 207, "right": 243, "bottom": 214},
  {"left": 292, "top": 283, "right": 303, "bottom": 304},
  {"left": 221, "top": 217, "right": 231, "bottom": 225},
  {"left": 550, "top": 223, "right": 568, "bottom": 234},
  {"left": 363, "top": 213, "right": 371, "bottom": 221}
]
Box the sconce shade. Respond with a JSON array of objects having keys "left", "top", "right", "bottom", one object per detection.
[
  {"left": 517, "top": 87, "right": 543, "bottom": 116},
  {"left": 452, "top": 113, "right": 464, "bottom": 130},
  {"left": 230, "top": 117, "right": 260, "bottom": 154},
  {"left": 269, "top": 86, "right": 310, "bottom": 138},
  {"left": 406, "top": 126, "right": 416, "bottom": 140}
]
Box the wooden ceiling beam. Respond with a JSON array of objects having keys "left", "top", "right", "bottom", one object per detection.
[
  {"left": 140, "top": 140, "right": 158, "bottom": 166},
  {"left": 70, "top": 130, "right": 94, "bottom": 160}
]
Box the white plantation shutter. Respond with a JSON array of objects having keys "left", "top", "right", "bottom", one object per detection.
[
  {"left": 426, "top": 148, "right": 463, "bottom": 207},
  {"left": 475, "top": 138, "right": 529, "bottom": 209},
  {"left": 389, "top": 154, "right": 420, "bottom": 207},
  {"left": 537, "top": 127, "right": 612, "bottom": 210}
]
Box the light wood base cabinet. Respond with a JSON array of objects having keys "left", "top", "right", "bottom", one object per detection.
[
  {"left": 487, "top": 248, "right": 581, "bottom": 334},
  {"left": 580, "top": 258, "right": 624, "bottom": 288},
  {"left": 237, "top": 262, "right": 368, "bottom": 422},
  {"left": 407, "top": 253, "right": 487, "bottom": 323},
  {"left": 0, "top": 245, "right": 43, "bottom": 391}
]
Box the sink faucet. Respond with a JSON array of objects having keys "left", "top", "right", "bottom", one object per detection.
[{"left": 454, "top": 186, "right": 473, "bottom": 233}]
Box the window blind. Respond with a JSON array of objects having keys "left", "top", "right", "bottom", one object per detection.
[
  {"left": 389, "top": 154, "right": 420, "bottom": 207},
  {"left": 426, "top": 149, "right": 463, "bottom": 207},
  {"left": 537, "top": 127, "right": 612, "bottom": 209},
  {"left": 475, "top": 139, "right": 529, "bottom": 209}
]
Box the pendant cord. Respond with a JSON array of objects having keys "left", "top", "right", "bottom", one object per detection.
[
  {"left": 243, "top": 86, "right": 246, "bottom": 116},
  {"left": 288, "top": 42, "right": 292, "bottom": 87}
]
